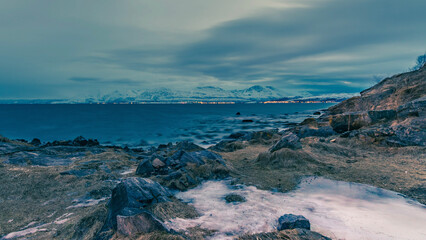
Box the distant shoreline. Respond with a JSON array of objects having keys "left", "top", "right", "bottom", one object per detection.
[{"left": 0, "top": 101, "right": 340, "bottom": 105}]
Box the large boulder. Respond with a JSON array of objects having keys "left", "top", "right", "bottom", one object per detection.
[
  {"left": 269, "top": 131, "right": 302, "bottom": 152},
  {"left": 103, "top": 178, "right": 172, "bottom": 231},
  {"left": 277, "top": 214, "right": 310, "bottom": 231}
]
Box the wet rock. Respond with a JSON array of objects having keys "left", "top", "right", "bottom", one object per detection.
[
  {"left": 277, "top": 214, "right": 310, "bottom": 230},
  {"left": 236, "top": 112, "right": 241, "bottom": 115},
  {"left": 224, "top": 194, "right": 246, "bottom": 203},
  {"left": 242, "top": 119, "right": 253, "bottom": 123},
  {"left": 103, "top": 178, "right": 172, "bottom": 230},
  {"left": 313, "top": 111, "right": 321, "bottom": 115},
  {"left": 270, "top": 131, "right": 302, "bottom": 152},
  {"left": 116, "top": 211, "right": 167, "bottom": 236}
]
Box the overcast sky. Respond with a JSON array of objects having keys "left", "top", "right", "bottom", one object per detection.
[{"left": 0, "top": 0, "right": 425, "bottom": 99}]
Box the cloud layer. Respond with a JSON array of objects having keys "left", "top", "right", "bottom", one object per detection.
[{"left": 0, "top": 0, "right": 425, "bottom": 98}]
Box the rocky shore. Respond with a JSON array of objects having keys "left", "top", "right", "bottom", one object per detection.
[{"left": 0, "top": 66, "right": 425, "bottom": 239}]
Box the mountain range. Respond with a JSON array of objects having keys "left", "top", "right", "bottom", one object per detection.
[{"left": 0, "top": 85, "right": 357, "bottom": 104}]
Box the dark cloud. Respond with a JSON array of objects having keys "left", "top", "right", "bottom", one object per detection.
[{"left": 98, "top": 0, "right": 426, "bottom": 94}]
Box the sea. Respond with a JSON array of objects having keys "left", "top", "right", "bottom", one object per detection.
[{"left": 0, "top": 103, "right": 334, "bottom": 147}]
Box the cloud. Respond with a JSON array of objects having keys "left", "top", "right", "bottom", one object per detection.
[
  {"left": 97, "top": 0, "right": 426, "bottom": 94},
  {"left": 0, "top": 0, "right": 425, "bottom": 98}
]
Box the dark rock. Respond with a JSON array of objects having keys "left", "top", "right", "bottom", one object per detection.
[
  {"left": 386, "top": 121, "right": 426, "bottom": 146},
  {"left": 116, "top": 211, "right": 167, "bottom": 236},
  {"left": 136, "top": 159, "right": 155, "bottom": 177},
  {"left": 242, "top": 119, "right": 253, "bottom": 123},
  {"left": 103, "top": 178, "right": 172, "bottom": 230},
  {"left": 16, "top": 139, "right": 28, "bottom": 143},
  {"left": 224, "top": 194, "right": 246, "bottom": 203},
  {"left": 278, "top": 214, "right": 310, "bottom": 230},
  {"left": 368, "top": 110, "right": 397, "bottom": 123},
  {"left": 30, "top": 138, "right": 42, "bottom": 146},
  {"left": 270, "top": 131, "right": 302, "bottom": 152},
  {"left": 329, "top": 112, "right": 371, "bottom": 133},
  {"left": 397, "top": 96, "right": 426, "bottom": 119},
  {"left": 73, "top": 136, "right": 100, "bottom": 147},
  {"left": 300, "top": 118, "right": 318, "bottom": 127},
  {"left": 313, "top": 111, "right": 321, "bottom": 115},
  {"left": 236, "top": 112, "right": 241, "bottom": 115}
]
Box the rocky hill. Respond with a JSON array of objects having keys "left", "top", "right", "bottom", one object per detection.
[{"left": 328, "top": 65, "right": 425, "bottom": 114}]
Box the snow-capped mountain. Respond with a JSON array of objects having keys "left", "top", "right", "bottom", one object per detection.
[{"left": 68, "top": 85, "right": 285, "bottom": 103}]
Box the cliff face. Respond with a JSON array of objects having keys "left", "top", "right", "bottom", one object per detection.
[{"left": 328, "top": 65, "right": 426, "bottom": 114}]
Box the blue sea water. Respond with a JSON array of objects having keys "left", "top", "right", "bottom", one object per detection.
[{"left": 0, "top": 103, "right": 334, "bottom": 147}]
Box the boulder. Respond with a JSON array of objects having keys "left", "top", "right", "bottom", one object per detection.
[
  {"left": 329, "top": 112, "right": 371, "bottom": 133},
  {"left": 136, "top": 159, "right": 155, "bottom": 177},
  {"left": 299, "top": 118, "right": 318, "bottom": 128},
  {"left": 277, "top": 214, "right": 310, "bottom": 230},
  {"left": 104, "top": 178, "right": 172, "bottom": 230},
  {"left": 116, "top": 211, "right": 167, "bottom": 236},
  {"left": 270, "top": 131, "right": 301, "bottom": 152},
  {"left": 242, "top": 119, "right": 253, "bottom": 123}
]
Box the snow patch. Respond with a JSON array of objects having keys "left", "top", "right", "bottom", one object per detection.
[{"left": 166, "top": 177, "right": 426, "bottom": 240}]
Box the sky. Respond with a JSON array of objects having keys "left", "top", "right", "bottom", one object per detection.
[{"left": 0, "top": 0, "right": 425, "bottom": 99}]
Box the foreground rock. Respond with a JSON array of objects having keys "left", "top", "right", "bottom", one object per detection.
[
  {"left": 100, "top": 177, "right": 172, "bottom": 237},
  {"left": 278, "top": 214, "right": 310, "bottom": 231}
]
